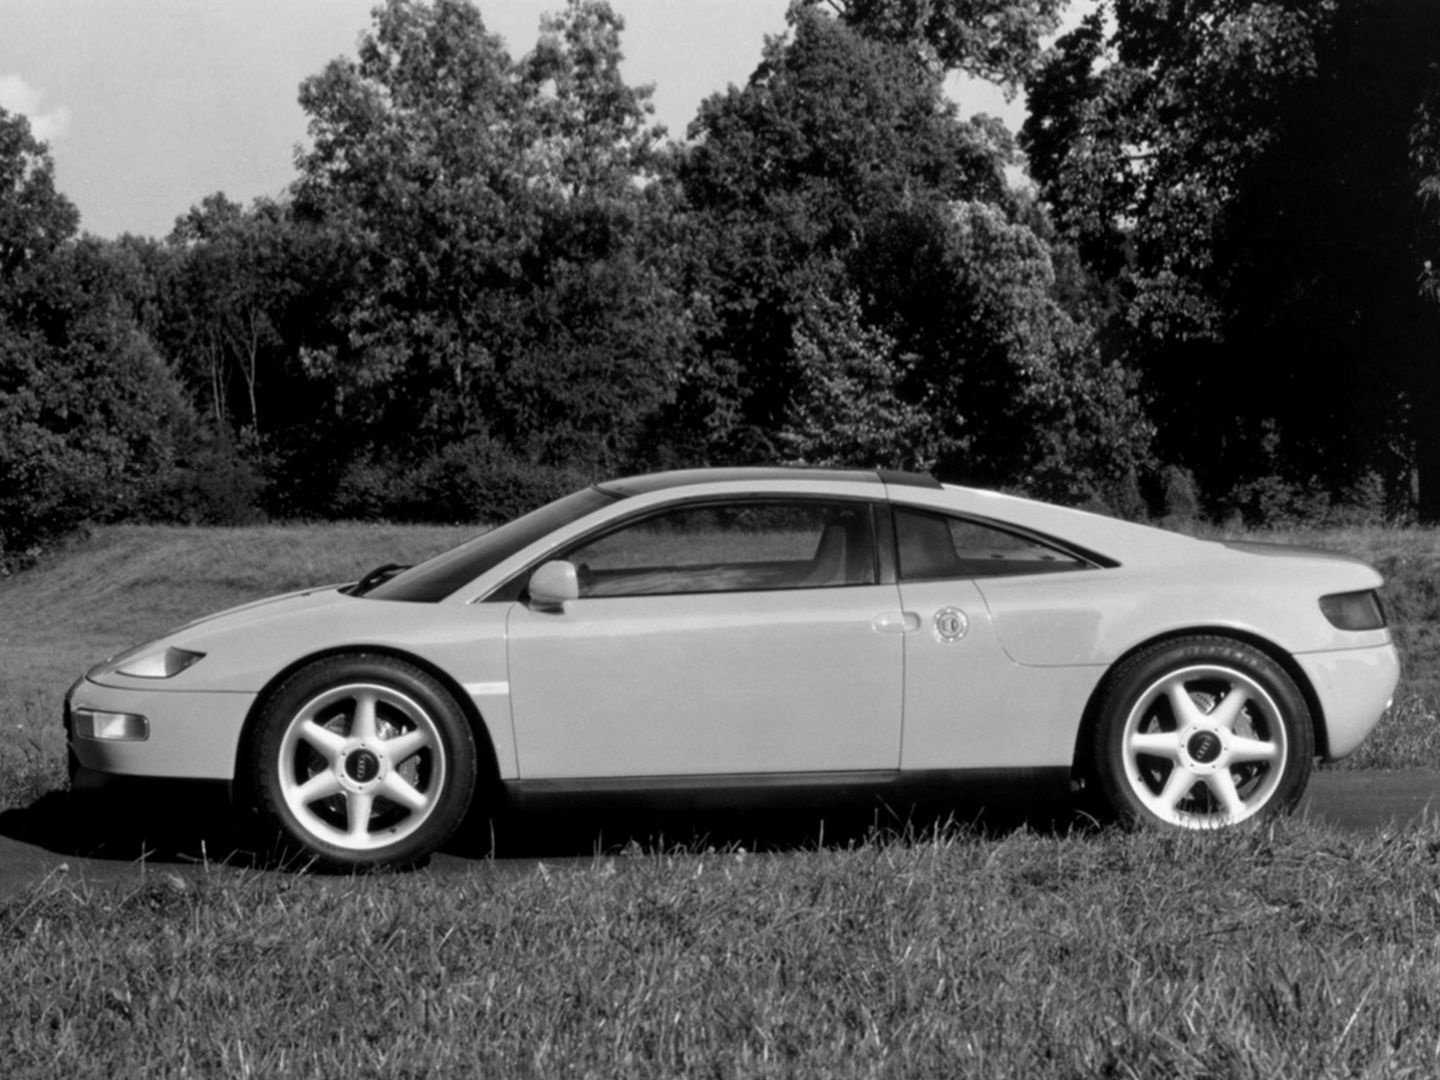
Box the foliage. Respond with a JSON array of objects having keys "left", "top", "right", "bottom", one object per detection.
[
  {"left": 778, "top": 288, "right": 936, "bottom": 471},
  {"left": 0, "top": 105, "right": 77, "bottom": 286},
  {"left": 860, "top": 197, "right": 1153, "bottom": 499},
  {"left": 674, "top": 7, "right": 1151, "bottom": 496},
  {"left": 332, "top": 434, "right": 591, "bottom": 523},
  {"left": 799, "top": 0, "right": 1066, "bottom": 87},
  {"left": 0, "top": 112, "right": 197, "bottom": 562},
  {"left": 164, "top": 194, "right": 303, "bottom": 440},
  {"left": 289, "top": 0, "right": 684, "bottom": 489},
  {"left": 1024, "top": 0, "right": 1440, "bottom": 517}
]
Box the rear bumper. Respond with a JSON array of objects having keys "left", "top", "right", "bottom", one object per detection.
[
  {"left": 65, "top": 677, "right": 254, "bottom": 782},
  {"left": 1296, "top": 643, "right": 1401, "bottom": 761}
]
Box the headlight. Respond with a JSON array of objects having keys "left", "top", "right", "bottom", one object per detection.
[
  {"left": 1319, "top": 590, "right": 1387, "bottom": 631},
  {"left": 103, "top": 645, "right": 207, "bottom": 679}
]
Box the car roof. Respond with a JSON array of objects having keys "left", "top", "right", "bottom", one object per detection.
[{"left": 596, "top": 467, "right": 942, "bottom": 498}]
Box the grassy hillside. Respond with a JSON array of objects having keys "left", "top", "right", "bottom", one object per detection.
[{"left": 1, "top": 521, "right": 1437, "bottom": 812}]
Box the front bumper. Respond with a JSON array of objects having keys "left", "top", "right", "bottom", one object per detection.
[
  {"left": 1297, "top": 642, "right": 1401, "bottom": 761},
  {"left": 65, "top": 678, "right": 256, "bottom": 782}
]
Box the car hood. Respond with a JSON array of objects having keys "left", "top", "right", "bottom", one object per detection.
[
  {"left": 166, "top": 584, "right": 356, "bottom": 635},
  {"left": 88, "top": 586, "right": 395, "bottom": 691}
]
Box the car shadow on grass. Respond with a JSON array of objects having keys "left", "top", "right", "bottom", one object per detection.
[
  {"left": 0, "top": 786, "right": 248, "bottom": 868},
  {"left": 0, "top": 783, "right": 1091, "bottom": 878},
  {"left": 452, "top": 787, "right": 1089, "bottom": 862}
]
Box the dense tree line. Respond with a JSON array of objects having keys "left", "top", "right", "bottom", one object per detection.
[
  {"left": 3, "top": 0, "right": 1439, "bottom": 563},
  {"left": 1023, "top": 0, "right": 1440, "bottom": 520}
]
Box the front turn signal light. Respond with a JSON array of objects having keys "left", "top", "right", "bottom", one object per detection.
[{"left": 73, "top": 709, "right": 150, "bottom": 742}]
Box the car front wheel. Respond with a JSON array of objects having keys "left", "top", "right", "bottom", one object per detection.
[
  {"left": 251, "top": 655, "right": 477, "bottom": 869},
  {"left": 1092, "top": 637, "right": 1314, "bottom": 829}
]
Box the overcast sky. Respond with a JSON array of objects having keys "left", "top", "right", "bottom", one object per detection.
[{"left": 0, "top": 0, "right": 1023, "bottom": 240}]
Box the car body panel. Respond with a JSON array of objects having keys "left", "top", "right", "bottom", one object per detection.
[
  {"left": 505, "top": 584, "right": 904, "bottom": 778},
  {"left": 1296, "top": 645, "right": 1402, "bottom": 759},
  {"left": 973, "top": 559, "right": 1388, "bottom": 669},
  {"left": 86, "top": 591, "right": 521, "bottom": 778},
  {"left": 896, "top": 579, "right": 1101, "bottom": 769},
  {"left": 68, "top": 682, "right": 254, "bottom": 780}
]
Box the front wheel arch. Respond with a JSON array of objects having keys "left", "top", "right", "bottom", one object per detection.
[
  {"left": 234, "top": 646, "right": 503, "bottom": 824},
  {"left": 1071, "top": 629, "right": 1325, "bottom": 815}
]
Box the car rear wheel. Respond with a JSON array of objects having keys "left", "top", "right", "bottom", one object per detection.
[
  {"left": 251, "top": 655, "right": 477, "bottom": 870},
  {"left": 1093, "top": 637, "right": 1314, "bottom": 829}
]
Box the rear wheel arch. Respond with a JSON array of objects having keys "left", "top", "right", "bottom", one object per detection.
[{"left": 1071, "top": 627, "right": 1328, "bottom": 792}]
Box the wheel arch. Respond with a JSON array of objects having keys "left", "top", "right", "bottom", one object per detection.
[
  {"left": 231, "top": 645, "right": 504, "bottom": 811},
  {"left": 1070, "top": 626, "right": 1329, "bottom": 785}
]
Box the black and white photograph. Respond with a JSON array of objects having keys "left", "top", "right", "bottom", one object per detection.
[{"left": 3, "top": 1, "right": 1440, "bottom": 1075}]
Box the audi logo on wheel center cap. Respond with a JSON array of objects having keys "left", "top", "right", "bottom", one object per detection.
[
  {"left": 345, "top": 748, "right": 381, "bottom": 784},
  {"left": 1187, "top": 731, "right": 1223, "bottom": 765}
]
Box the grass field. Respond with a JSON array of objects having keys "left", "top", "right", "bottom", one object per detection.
[
  {"left": 3, "top": 522, "right": 1440, "bottom": 1078},
  {"left": 5, "top": 821, "right": 1440, "bottom": 1076}
]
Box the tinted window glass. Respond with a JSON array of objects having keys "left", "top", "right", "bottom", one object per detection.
[
  {"left": 562, "top": 500, "right": 877, "bottom": 597},
  {"left": 894, "top": 508, "right": 1086, "bottom": 580},
  {"left": 366, "top": 487, "right": 619, "bottom": 602}
]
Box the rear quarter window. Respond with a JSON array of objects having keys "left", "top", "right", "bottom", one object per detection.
[{"left": 894, "top": 507, "right": 1088, "bottom": 580}]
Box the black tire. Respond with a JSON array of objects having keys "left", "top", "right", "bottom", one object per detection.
[
  {"left": 251, "top": 654, "right": 477, "bottom": 870},
  {"left": 1092, "top": 636, "right": 1314, "bottom": 829}
]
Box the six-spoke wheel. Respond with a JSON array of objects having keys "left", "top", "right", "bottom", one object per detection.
[
  {"left": 1093, "top": 637, "right": 1314, "bottom": 829},
  {"left": 251, "top": 655, "right": 477, "bottom": 869}
]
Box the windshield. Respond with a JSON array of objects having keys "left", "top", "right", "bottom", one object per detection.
[{"left": 363, "top": 486, "right": 620, "bottom": 602}]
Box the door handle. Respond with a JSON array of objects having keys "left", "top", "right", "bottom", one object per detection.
[{"left": 872, "top": 612, "right": 921, "bottom": 634}]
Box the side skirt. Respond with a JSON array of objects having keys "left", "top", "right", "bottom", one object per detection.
[{"left": 500, "top": 767, "right": 1073, "bottom": 816}]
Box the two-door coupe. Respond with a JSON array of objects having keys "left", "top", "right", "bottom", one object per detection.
[{"left": 66, "top": 468, "right": 1400, "bottom": 868}]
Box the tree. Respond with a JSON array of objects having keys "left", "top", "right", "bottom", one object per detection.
[
  {"left": 1, "top": 235, "right": 198, "bottom": 555},
  {"left": 799, "top": 0, "right": 1065, "bottom": 85},
  {"left": 675, "top": 7, "right": 1014, "bottom": 452},
  {"left": 0, "top": 107, "right": 77, "bottom": 292},
  {"left": 672, "top": 7, "right": 1150, "bottom": 498},
  {"left": 777, "top": 286, "right": 936, "bottom": 470},
  {"left": 290, "top": 0, "right": 687, "bottom": 492},
  {"left": 165, "top": 194, "right": 295, "bottom": 438},
  {"left": 1024, "top": 0, "right": 1440, "bottom": 518},
  {"left": 292, "top": 0, "right": 529, "bottom": 442},
  {"left": 0, "top": 108, "right": 212, "bottom": 556}
]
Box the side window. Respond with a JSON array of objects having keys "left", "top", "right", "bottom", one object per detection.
[
  {"left": 562, "top": 500, "right": 877, "bottom": 598},
  {"left": 894, "top": 508, "right": 1086, "bottom": 580}
]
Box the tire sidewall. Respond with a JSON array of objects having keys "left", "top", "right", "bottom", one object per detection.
[
  {"left": 1093, "top": 636, "right": 1315, "bottom": 829},
  {"left": 251, "top": 654, "right": 477, "bottom": 870}
]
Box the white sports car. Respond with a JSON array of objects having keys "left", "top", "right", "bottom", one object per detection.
[{"left": 67, "top": 468, "right": 1400, "bottom": 868}]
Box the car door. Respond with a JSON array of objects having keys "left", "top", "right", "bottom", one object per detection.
[
  {"left": 892, "top": 506, "right": 1101, "bottom": 771},
  {"left": 505, "top": 497, "right": 905, "bottom": 779}
]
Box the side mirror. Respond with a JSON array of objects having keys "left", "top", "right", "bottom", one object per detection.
[{"left": 528, "top": 560, "right": 579, "bottom": 611}]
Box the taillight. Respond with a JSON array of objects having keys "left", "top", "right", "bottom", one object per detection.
[{"left": 1319, "top": 590, "right": 1387, "bottom": 631}]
